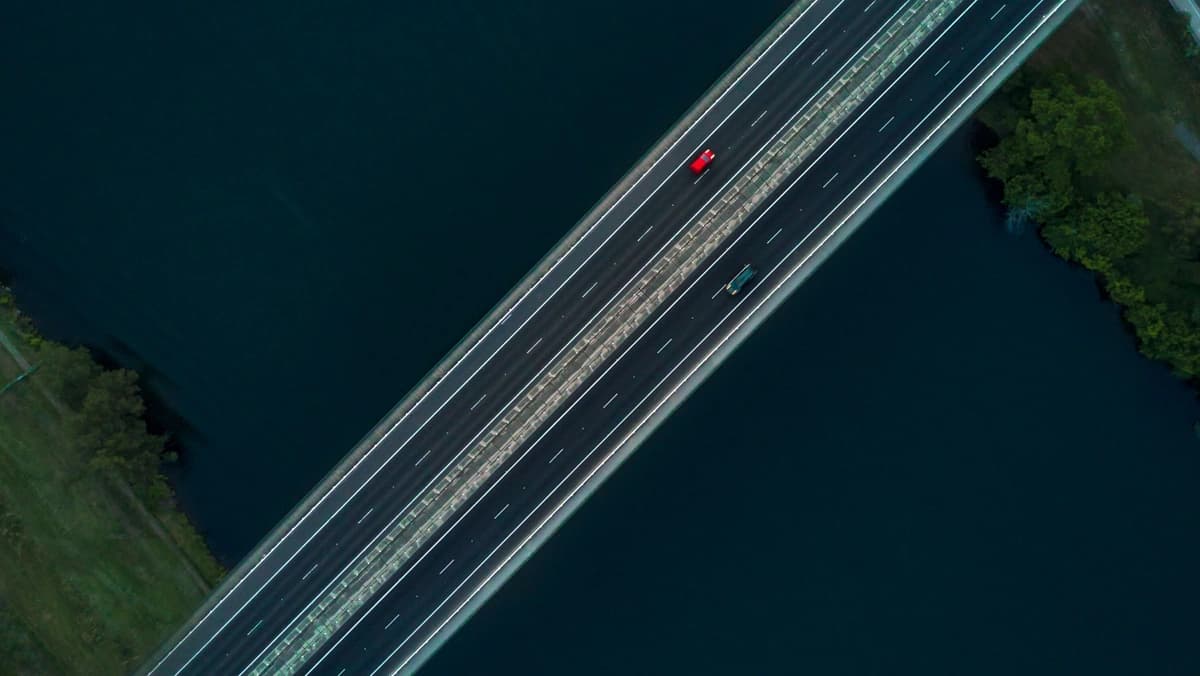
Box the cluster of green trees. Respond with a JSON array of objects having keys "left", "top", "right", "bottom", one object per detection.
[
  {"left": 37, "top": 342, "right": 174, "bottom": 503},
  {"left": 979, "top": 71, "right": 1200, "bottom": 378}
]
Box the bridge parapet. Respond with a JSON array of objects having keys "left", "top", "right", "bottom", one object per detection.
[{"left": 251, "top": 1, "right": 968, "bottom": 672}]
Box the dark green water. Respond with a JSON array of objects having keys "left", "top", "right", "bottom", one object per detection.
[{"left": 3, "top": 2, "right": 1199, "bottom": 673}]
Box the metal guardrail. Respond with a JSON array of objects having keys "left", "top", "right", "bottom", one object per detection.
[{"left": 253, "top": 0, "right": 965, "bottom": 671}]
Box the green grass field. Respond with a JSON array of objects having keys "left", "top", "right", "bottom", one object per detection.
[{"left": 0, "top": 307, "right": 221, "bottom": 675}]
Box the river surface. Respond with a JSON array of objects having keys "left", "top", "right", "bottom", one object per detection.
[{"left": 3, "top": 2, "right": 1199, "bottom": 674}]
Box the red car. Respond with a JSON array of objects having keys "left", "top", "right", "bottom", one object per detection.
[{"left": 689, "top": 148, "right": 716, "bottom": 175}]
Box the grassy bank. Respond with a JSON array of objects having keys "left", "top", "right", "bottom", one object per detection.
[
  {"left": 0, "top": 291, "right": 221, "bottom": 675},
  {"left": 978, "top": 0, "right": 1200, "bottom": 380}
]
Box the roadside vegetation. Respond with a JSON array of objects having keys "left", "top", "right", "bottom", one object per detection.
[
  {"left": 0, "top": 288, "right": 222, "bottom": 675},
  {"left": 977, "top": 0, "right": 1200, "bottom": 379}
]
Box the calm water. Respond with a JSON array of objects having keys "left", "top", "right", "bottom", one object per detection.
[{"left": 3, "top": 2, "right": 1200, "bottom": 674}]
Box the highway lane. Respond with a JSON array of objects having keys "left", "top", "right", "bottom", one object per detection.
[
  {"left": 195, "top": 2, "right": 913, "bottom": 672},
  {"left": 294, "top": 1, "right": 1070, "bottom": 674},
  {"left": 146, "top": 1, "right": 916, "bottom": 673}
]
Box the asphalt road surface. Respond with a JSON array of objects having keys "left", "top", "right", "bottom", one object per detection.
[{"left": 145, "top": 1, "right": 1074, "bottom": 674}]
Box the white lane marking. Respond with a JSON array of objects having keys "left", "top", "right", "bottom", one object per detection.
[
  {"left": 581, "top": 282, "right": 598, "bottom": 298},
  {"left": 711, "top": 287, "right": 724, "bottom": 299},
  {"left": 363, "top": 17, "right": 981, "bottom": 652},
  {"left": 879, "top": 115, "right": 895, "bottom": 132},
  {"left": 385, "top": 614, "right": 400, "bottom": 630},
  {"left": 548, "top": 448, "right": 565, "bottom": 464},
  {"left": 414, "top": 450, "right": 431, "bottom": 467},
  {"left": 602, "top": 393, "right": 619, "bottom": 409},
  {"left": 336, "top": 669, "right": 346, "bottom": 676},
  {"left": 822, "top": 172, "right": 839, "bottom": 188},
  {"left": 356, "top": 508, "right": 373, "bottom": 525},
  {"left": 257, "top": 7, "right": 913, "bottom": 675},
  {"left": 493, "top": 504, "right": 509, "bottom": 520},
  {"left": 990, "top": 3, "right": 1005, "bottom": 20},
  {"left": 325, "top": 4, "right": 979, "bottom": 671},
  {"left": 379, "top": 2, "right": 1064, "bottom": 670},
  {"left": 657, "top": 338, "right": 672, "bottom": 354},
  {"left": 750, "top": 109, "right": 769, "bottom": 127},
  {"left": 692, "top": 172, "right": 707, "bottom": 185},
  {"left": 525, "top": 337, "right": 542, "bottom": 354},
  {"left": 864, "top": 0, "right": 877, "bottom": 10},
  {"left": 767, "top": 228, "right": 783, "bottom": 244},
  {"left": 301, "top": 564, "right": 318, "bottom": 581},
  {"left": 274, "top": 21, "right": 891, "bottom": 658},
  {"left": 269, "top": 103, "right": 824, "bottom": 666},
  {"left": 469, "top": 394, "right": 487, "bottom": 411},
  {"left": 247, "top": 620, "right": 263, "bottom": 637},
  {"left": 636, "top": 225, "right": 653, "bottom": 242},
  {"left": 148, "top": 6, "right": 832, "bottom": 672},
  {"left": 314, "top": 404, "right": 572, "bottom": 676},
  {"left": 437, "top": 560, "right": 454, "bottom": 576},
  {"left": 934, "top": 59, "right": 950, "bottom": 76},
  {"left": 498, "top": 308, "right": 513, "bottom": 325},
  {"left": 812, "top": 47, "right": 828, "bottom": 65}
]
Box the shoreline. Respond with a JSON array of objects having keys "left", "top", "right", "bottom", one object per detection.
[
  {"left": 974, "top": 0, "right": 1200, "bottom": 393},
  {"left": 0, "top": 285, "right": 223, "bottom": 673}
]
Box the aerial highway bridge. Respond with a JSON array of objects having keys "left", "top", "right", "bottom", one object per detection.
[{"left": 144, "top": 0, "right": 1081, "bottom": 673}]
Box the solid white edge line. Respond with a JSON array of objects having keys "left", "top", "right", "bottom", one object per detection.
[
  {"left": 147, "top": 2, "right": 827, "bottom": 672},
  {"left": 307, "top": 0, "right": 978, "bottom": 670},
  {"left": 348, "top": 1, "right": 991, "bottom": 670},
  {"left": 379, "top": 2, "right": 1063, "bottom": 673},
  {"left": 234, "top": 5, "right": 900, "bottom": 672}
]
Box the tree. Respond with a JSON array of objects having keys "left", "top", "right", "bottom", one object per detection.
[
  {"left": 36, "top": 342, "right": 101, "bottom": 409},
  {"left": 1042, "top": 192, "right": 1148, "bottom": 272},
  {"left": 72, "top": 369, "right": 164, "bottom": 495},
  {"left": 979, "top": 73, "right": 1129, "bottom": 218}
]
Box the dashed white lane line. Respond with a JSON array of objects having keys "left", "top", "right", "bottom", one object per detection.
[
  {"left": 379, "top": 2, "right": 1066, "bottom": 670},
  {"left": 822, "top": 171, "right": 840, "bottom": 188},
  {"left": 315, "top": 11, "right": 963, "bottom": 676},
  {"left": 990, "top": 3, "right": 1005, "bottom": 20},
  {"left": 879, "top": 115, "right": 895, "bottom": 132},
  {"left": 147, "top": 3, "right": 836, "bottom": 672},
  {"left": 525, "top": 337, "right": 542, "bottom": 354},
  {"left": 767, "top": 228, "right": 783, "bottom": 244},
  {"left": 301, "top": 564, "right": 318, "bottom": 581},
  {"left": 247, "top": 620, "right": 263, "bottom": 637},
  {"left": 548, "top": 448, "right": 565, "bottom": 464},
  {"left": 934, "top": 59, "right": 950, "bottom": 76},
  {"left": 356, "top": 508, "right": 373, "bottom": 525},
  {"left": 275, "top": 9, "right": 886, "bottom": 670},
  {"left": 864, "top": 0, "right": 877, "bottom": 11},
  {"left": 602, "top": 393, "right": 619, "bottom": 409},
  {"left": 750, "top": 109, "right": 769, "bottom": 127},
  {"left": 636, "top": 225, "right": 654, "bottom": 242},
  {"left": 376, "top": 5, "right": 995, "bottom": 668},
  {"left": 812, "top": 47, "right": 828, "bottom": 65},
  {"left": 657, "top": 338, "right": 672, "bottom": 354},
  {"left": 414, "top": 450, "right": 431, "bottom": 467},
  {"left": 493, "top": 504, "right": 509, "bottom": 520},
  {"left": 469, "top": 394, "right": 487, "bottom": 411},
  {"left": 385, "top": 615, "right": 400, "bottom": 631},
  {"left": 437, "top": 560, "right": 455, "bottom": 576},
  {"left": 581, "top": 281, "right": 598, "bottom": 298}
]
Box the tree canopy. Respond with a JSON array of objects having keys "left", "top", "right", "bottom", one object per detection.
[
  {"left": 978, "top": 71, "right": 1200, "bottom": 380},
  {"left": 979, "top": 73, "right": 1130, "bottom": 219}
]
